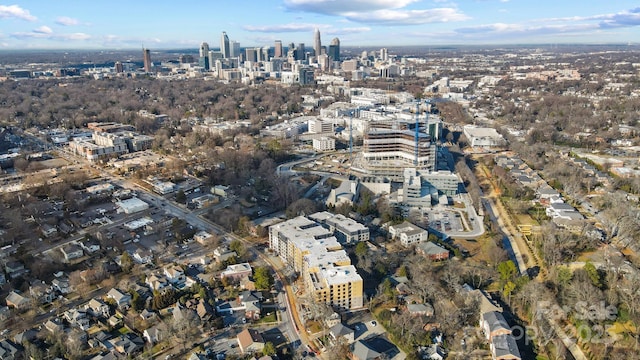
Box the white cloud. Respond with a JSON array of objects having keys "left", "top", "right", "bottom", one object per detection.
[
  {"left": 56, "top": 16, "right": 79, "bottom": 26},
  {"left": 284, "top": 0, "right": 418, "bottom": 15},
  {"left": 345, "top": 8, "right": 470, "bottom": 25},
  {"left": 11, "top": 31, "right": 91, "bottom": 41},
  {"left": 33, "top": 25, "right": 52, "bottom": 34},
  {"left": 0, "top": 4, "right": 36, "bottom": 21},
  {"left": 433, "top": 6, "right": 640, "bottom": 42},
  {"left": 244, "top": 23, "right": 321, "bottom": 33},
  {"left": 101, "top": 34, "right": 168, "bottom": 48},
  {"left": 65, "top": 33, "right": 91, "bottom": 40},
  {"left": 282, "top": 0, "right": 469, "bottom": 26},
  {"left": 453, "top": 22, "right": 598, "bottom": 40}
]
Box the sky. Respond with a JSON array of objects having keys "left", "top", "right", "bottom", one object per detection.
[{"left": 1, "top": 0, "right": 640, "bottom": 50}]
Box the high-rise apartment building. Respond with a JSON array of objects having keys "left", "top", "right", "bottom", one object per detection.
[
  {"left": 314, "top": 28, "right": 322, "bottom": 57},
  {"left": 328, "top": 37, "right": 340, "bottom": 61},
  {"left": 274, "top": 40, "right": 283, "bottom": 58},
  {"left": 220, "top": 31, "right": 230, "bottom": 59},
  {"left": 114, "top": 61, "right": 123, "bottom": 73},
  {"left": 142, "top": 48, "right": 152, "bottom": 73}
]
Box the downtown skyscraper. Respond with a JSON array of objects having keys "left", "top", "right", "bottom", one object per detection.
[
  {"left": 274, "top": 40, "right": 283, "bottom": 58},
  {"left": 199, "top": 42, "right": 210, "bottom": 70},
  {"left": 328, "top": 37, "right": 340, "bottom": 61},
  {"left": 314, "top": 28, "right": 322, "bottom": 57},
  {"left": 220, "top": 31, "right": 230, "bottom": 59},
  {"left": 142, "top": 48, "right": 152, "bottom": 72}
]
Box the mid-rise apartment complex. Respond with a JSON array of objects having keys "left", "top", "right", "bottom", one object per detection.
[
  {"left": 269, "top": 213, "right": 365, "bottom": 311},
  {"left": 309, "top": 211, "right": 369, "bottom": 244},
  {"left": 68, "top": 123, "right": 154, "bottom": 162}
]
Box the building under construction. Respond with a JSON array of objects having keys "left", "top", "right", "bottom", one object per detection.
[{"left": 358, "top": 113, "right": 441, "bottom": 181}]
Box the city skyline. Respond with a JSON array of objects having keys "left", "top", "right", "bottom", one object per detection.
[{"left": 1, "top": 1, "right": 640, "bottom": 49}]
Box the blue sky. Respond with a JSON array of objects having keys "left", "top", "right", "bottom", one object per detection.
[{"left": 1, "top": 1, "right": 640, "bottom": 49}]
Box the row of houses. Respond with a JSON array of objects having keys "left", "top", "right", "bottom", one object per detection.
[
  {"left": 495, "top": 155, "right": 585, "bottom": 228},
  {"left": 5, "top": 271, "right": 74, "bottom": 309}
]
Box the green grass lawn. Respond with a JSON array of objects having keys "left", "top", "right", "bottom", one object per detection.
[{"left": 258, "top": 312, "right": 277, "bottom": 323}]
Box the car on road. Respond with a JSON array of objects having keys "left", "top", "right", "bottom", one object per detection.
[{"left": 370, "top": 320, "right": 377, "bottom": 327}]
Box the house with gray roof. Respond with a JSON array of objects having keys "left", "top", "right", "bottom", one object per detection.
[
  {"left": 492, "top": 334, "right": 522, "bottom": 360},
  {"left": 329, "top": 323, "right": 355, "bottom": 344},
  {"left": 481, "top": 311, "right": 511, "bottom": 341},
  {"left": 5, "top": 291, "right": 31, "bottom": 309},
  {"left": 416, "top": 242, "right": 449, "bottom": 261},
  {"left": 106, "top": 288, "right": 131, "bottom": 309}
]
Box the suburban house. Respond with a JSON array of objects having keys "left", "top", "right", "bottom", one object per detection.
[
  {"left": 44, "top": 318, "right": 65, "bottom": 334},
  {"left": 146, "top": 274, "right": 169, "bottom": 291},
  {"left": 351, "top": 340, "right": 381, "bottom": 360},
  {"left": 220, "top": 263, "right": 253, "bottom": 282},
  {"left": 422, "top": 344, "right": 447, "bottom": 360},
  {"left": 139, "top": 309, "right": 157, "bottom": 322},
  {"left": 545, "top": 202, "right": 583, "bottom": 220},
  {"left": 196, "top": 300, "right": 216, "bottom": 322},
  {"left": 29, "top": 280, "right": 55, "bottom": 304},
  {"left": 109, "top": 333, "right": 144, "bottom": 357},
  {"left": 329, "top": 323, "right": 355, "bottom": 344},
  {"left": 351, "top": 337, "right": 399, "bottom": 360},
  {"left": 52, "top": 277, "right": 71, "bottom": 294},
  {"left": 64, "top": 308, "right": 90, "bottom": 330},
  {"left": 491, "top": 334, "right": 522, "bottom": 360},
  {"left": 193, "top": 230, "right": 214, "bottom": 245},
  {"left": 416, "top": 242, "right": 449, "bottom": 261},
  {"left": 407, "top": 303, "right": 435, "bottom": 317},
  {"left": 41, "top": 223, "right": 58, "bottom": 238},
  {"left": 481, "top": 311, "right": 512, "bottom": 341},
  {"left": 237, "top": 328, "right": 265, "bottom": 354},
  {"left": 86, "top": 298, "right": 110, "bottom": 318},
  {"left": 80, "top": 239, "right": 101, "bottom": 253},
  {"left": 143, "top": 322, "right": 168, "bottom": 345},
  {"left": 480, "top": 311, "right": 522, "bottom": 360},
  {"left": 133, "top": 248, "right": 153, "bottom": 264},
  {"left": 213, "top": 246, "right": 237, "bottom": 263},
  {"left": 106, "top": 288, "right": 132, "bottom": 309},
  {"left": 5, "top": 261, "right": 27, "bottom": 279},
  {"left": 239, "top": 290, "right": 263, "bottom": 320},
  {"left": 0, "top": 340, "right": 20, "bottom": 360},
  {"left": 5, "top": 291, "right": 31, "bottom": 309},
  {"left": 164, "top": 265, "right": 186, "bottom": 285},
  {"left": 61, "top": 243, "right": 84, "bottom": 262}
]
